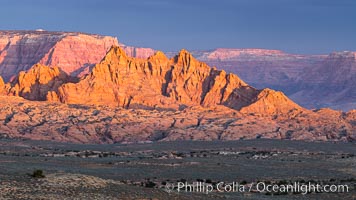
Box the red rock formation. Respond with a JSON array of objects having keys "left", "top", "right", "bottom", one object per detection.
[
  {"left": 55, "top": 46, "right": 301, "bottom": 115},
  {"left": 6, "top": 64, "right": 77, "bottom": 101}
]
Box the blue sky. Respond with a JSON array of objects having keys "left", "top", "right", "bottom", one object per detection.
[{"left": 0, "top": 0, "right": 355, "bottom": 54}]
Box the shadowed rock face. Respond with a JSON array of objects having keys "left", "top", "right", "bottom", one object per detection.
[
  {"left": 0, "top": 30, "right": 118, "bottom": 81},
  {"left": 290, "top": 52, "right": 356, "bottom": 111}
]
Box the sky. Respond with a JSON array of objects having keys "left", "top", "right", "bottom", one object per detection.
[{"left": 0, "top": 0, "right": 355, "bottom": 54}]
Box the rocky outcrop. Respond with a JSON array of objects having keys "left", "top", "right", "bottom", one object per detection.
[
  {"left": 0, "top": 30, "right": 118, "bottom": 81},
  {"left": 0, "top": 95, "right": 354, "bottom": 143},
  {"left": 54, "top": 46, "right": 300, "bottom": 115},
  {"left": 6, "top": 64, "right": 77, "bottom": 101}
]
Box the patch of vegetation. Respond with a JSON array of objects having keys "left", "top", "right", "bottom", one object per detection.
[
  {"left": 145, "top": 181, "right": 156, "bottom": 188},
  {"left": 30, "top": 169, "right": 45, "bottom": 178}
]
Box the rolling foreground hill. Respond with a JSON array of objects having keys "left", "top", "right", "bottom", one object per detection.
[{"left": 0, "top": 45, "right": 355, "bottom": 143}]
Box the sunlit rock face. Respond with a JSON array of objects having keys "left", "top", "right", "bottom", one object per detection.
[
  {"left": 0, "top": 75, "right": 4, "bottom": 94},
  {"left": 2, "top": 45, "right": 301, "bottom": 116},
  {"left": 0, "top": 30, "right": 118, "bottom": 81},
  {"left": 54, "top": 46, "right": 302, "bottom": 116},
  {"left": 5, "top": 64, "right": 77, "bottom": 101}
]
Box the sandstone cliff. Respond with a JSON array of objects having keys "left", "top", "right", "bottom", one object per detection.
[{"left": 0, "top": 30, "right": 118, "bottom": 81}]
